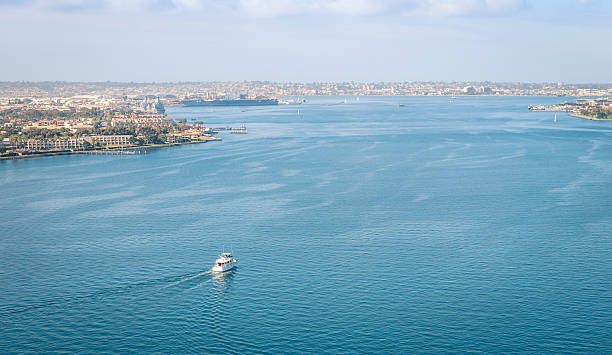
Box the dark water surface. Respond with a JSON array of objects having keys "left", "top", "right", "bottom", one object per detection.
[{"left": 1, "top": 97, "right": 611, "bottom": 353}]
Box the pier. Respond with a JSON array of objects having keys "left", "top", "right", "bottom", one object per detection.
[
  {"left": 78, "top": 149, "right": 147, "bottom": 155},
  {"left": 213, "top": 125, "right": 248, "bottom": 134}
]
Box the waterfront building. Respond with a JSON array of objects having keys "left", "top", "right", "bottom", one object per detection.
[
  {"left": 463, "top": 86, "right": 477, "bottom": 95},
  {"left": 23, "top": 138, "right": 85, "bottom": 151},
  {"left": 111, "top": 113, "right": 172, "bottom": 127},
  {"left": 166, "top": 133, "right": 189, "bottom": 143},
  {"left": 2, "top": 137, "right": 12, "bottom": 148},
  {"left": 166, "top": 128, "right": 216, "bottom": 143},
  {"left": 86, "top": 135, "right": 132, "bottom": 146}
]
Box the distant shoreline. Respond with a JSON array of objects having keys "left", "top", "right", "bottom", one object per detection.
[{"left": 0, "top": 139, "right": 220, "bottom": 161}]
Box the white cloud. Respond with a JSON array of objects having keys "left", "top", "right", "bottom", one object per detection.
[
  {"left": 236, "top": 0, "right": 385, "bottom": 17},
  {"left": 0, "top": 0, "right": 528, "bottom": 17},
  {"left": 410, "top": 0, "right": 526, "bottom": 16},
  {"left": 236, "top": 0, "right": 526, "bottom": 17}
]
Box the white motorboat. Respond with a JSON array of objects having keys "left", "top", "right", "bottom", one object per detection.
[{"left": 212, "top": 252, "right": 236, "bottom": 273}]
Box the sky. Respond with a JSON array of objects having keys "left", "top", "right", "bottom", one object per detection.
[{"left": 0, "top": 0, "right": 611, "bottom": 83}]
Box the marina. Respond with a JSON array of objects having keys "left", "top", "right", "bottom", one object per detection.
[
  {"left": 78, "top": 149, "right": 147, "bottom": 155},
  {"left": 213, "top": 125, "right": 248, "bottom": 134}
]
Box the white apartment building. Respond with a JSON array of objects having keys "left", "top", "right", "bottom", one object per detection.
[
  {"left": 86, "top": 135, "right": 132, "bottom": 146},
  {"left": 23, "top": 138, "right": 85, "bottom": 151}
]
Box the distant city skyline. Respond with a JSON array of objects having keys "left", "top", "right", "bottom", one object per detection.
[{"left": 1, "top": 0, "right": 611, "bottom": 83}]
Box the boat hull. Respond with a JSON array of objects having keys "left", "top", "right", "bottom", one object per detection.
[{"left": 212, "top": 261, "right": 236, "bottom": 273}]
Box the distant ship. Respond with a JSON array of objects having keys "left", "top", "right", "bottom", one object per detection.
[
  {"left": 142, "top": 96, "right": 165, "bottom": 114},
  {"left": 154, "top": 97, "right": 165, "bottom": 114},
  {"left": 181, "top": 98, "right": 279, "bottom": 107}
]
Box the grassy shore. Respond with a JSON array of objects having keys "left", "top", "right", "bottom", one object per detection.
[{"left": 569, "top": 113, "right": 612, "bottom": 121}]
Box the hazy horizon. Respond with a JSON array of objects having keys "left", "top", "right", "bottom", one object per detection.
[
  {"left": 1, "top": 0, "right": 611, "bottom": 83},
  {"left": 1, "top": 80, "right": 612, "bottom": 84}
]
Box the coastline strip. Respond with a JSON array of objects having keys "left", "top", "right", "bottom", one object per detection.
[
  {"left": 0, "top": 139, "right": 221, "bottom": 161},
  {"left": 569, "top": 113, "right": 612, "bottom": 121}
]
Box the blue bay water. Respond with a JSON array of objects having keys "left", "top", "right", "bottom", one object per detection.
[{"left": 1, "top": 97, "right": 611, "bottom": 353}]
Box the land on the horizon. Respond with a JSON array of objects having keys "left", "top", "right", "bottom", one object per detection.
[
  {"left": 1, "top": 81, "right": 611, "bottom": 98},
  {"left": 1, "top": 81, "right": 610, "bottom": 160}
]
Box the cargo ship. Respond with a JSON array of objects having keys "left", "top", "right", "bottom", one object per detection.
[{"left": 181, "top": 98, "right": 279, "bottom": 107}]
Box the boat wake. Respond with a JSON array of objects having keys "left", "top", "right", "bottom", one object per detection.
[
  {"left": 158, "top": 270, "right": 212, "bottom": 291},
  {"left": 0, "top": 270, "right": 215, "bottom": 317},
  {"left": 184, "top": 278, "right": 214, "bottom": 292}
]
